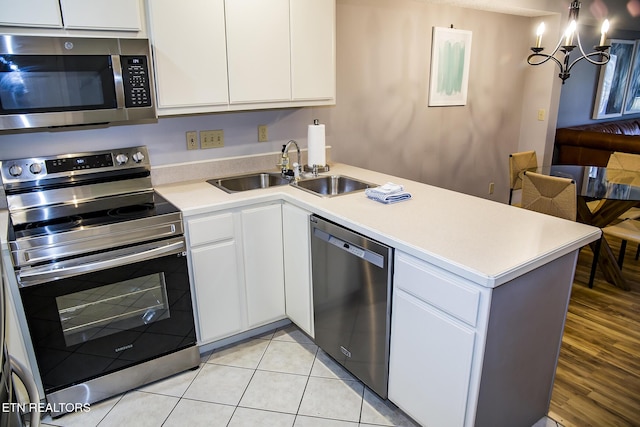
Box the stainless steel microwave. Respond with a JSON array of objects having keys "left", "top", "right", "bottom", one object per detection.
[{"left": 0, "top": 35, "right": 157, "bottom": 130}]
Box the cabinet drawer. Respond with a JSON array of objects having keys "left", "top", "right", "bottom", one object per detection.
[
  {"left": 187, "top": 213, "right": 235, "bottom": 246},
  {"left": 394, "top": 252, "right": 480, "bottom": 326}
]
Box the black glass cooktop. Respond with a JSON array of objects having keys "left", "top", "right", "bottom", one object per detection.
[{"left": 9, "top": 192, "right": 180, "bottom": 241}]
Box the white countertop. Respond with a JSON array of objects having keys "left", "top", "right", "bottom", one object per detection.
[{"left": 155, "top": 163, "right": 601, "bottom": 288}]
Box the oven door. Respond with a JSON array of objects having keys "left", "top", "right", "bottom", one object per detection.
[{"left": 18, "top": 237, "right": 195, "bottom": 394}]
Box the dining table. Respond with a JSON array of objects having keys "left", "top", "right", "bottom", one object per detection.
[{"left": 528, "top": 165, "right": 640, "bottom": 291}]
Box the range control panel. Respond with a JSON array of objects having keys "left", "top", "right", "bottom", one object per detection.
[{"left": 0, "top": 146, "right": 150, "bottom": 184}]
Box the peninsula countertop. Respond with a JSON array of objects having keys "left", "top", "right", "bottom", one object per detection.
[{"left": 155, "top": 163, "right": 601, "bottom": 288}]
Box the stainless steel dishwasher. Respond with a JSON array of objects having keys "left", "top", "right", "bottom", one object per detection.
[{"left": 310, "top": 215, "right": 393, "bottom": 398}]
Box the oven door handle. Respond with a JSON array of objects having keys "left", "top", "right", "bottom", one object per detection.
[{"left": 18, "top": 239, "right": 185, "bottom": 287}]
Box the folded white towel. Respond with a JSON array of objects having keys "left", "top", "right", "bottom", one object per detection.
[{"left": 365, "top": 182, "right": 412, "bottom": 204}]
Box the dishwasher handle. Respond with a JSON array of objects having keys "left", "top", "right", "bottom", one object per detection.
[{"left": 312, "top": 227, "right": 385, "bottom": 268}]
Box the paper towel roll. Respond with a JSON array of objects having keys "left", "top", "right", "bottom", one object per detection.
[{"left": 307, "top": 121, "right": 326, "bottom": 167}]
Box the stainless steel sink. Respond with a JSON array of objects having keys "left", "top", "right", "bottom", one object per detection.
[
  {"left": 293, "top": 175, "right": 376, "bottom": 197},
  {"left": 207, "top": 172, "right": 290, "bottom": 193}
]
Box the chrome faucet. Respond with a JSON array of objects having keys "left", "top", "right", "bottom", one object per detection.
[{"left": 278, "top": 139, "right": 302, "bottom": 179}]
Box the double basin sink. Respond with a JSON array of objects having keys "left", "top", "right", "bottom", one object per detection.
[{"left": 207, "top": 172, "right": 375, "bottom": 197}]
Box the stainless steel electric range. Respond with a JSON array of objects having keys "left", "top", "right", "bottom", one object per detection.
[{"left": 0, "top": 146, "right": 199, "bottom": 417}]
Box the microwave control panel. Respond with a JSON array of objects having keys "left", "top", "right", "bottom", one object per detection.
[{"left": 121, "top": 56, "right": 152, "bottom": 108}]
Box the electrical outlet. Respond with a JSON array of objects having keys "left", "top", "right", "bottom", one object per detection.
[
  {"left": 537, "top": 108, "right": 546, "bottom": 121},
  {"left": 489, "top": 182, "right": 495, "bottom": 194},
  {"left": 186, "top": 131, "right": 198, "bottom": 150},
  {"left": 258, "top": 125, "right": 268, "bottom": 142},
  {"left": 201, "top": 130, "right": 224, "bottom": 149}
]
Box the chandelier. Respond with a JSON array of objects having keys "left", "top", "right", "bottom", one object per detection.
[{"left": 527, "top": 1, "right": 611, "bottom": 84}]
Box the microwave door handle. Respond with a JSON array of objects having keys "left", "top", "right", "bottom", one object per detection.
[
  {"left": 112, "top": 55, "right": 125, "bottom": 109},
  {"left": 18, "top": 240, "right": 185, "bottom": 287}
]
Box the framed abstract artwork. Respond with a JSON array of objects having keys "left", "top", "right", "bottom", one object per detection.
[
  {"left": 592, "top": 39, "right": 635, "bottom": 119},
  {"left": 623, "top": 40, "right": 640, "bottom": 115},
  {"left": 428, "top": 27, "right": 472, "bottom": 107}
]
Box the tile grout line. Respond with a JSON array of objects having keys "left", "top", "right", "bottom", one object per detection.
[
  {"left": 292, "top": 343, "right": 319, "bottom": 425},
  {"left": 222, "top": 333, "right": 273, "bottom": 427}
]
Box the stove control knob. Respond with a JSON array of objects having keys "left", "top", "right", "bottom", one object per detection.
[
  {"left": 115, "top": 153, "right": 129, "bottom": 165},
  {"left": 132, "top": 151, "right": 145, "bottom": 163},
  {"left": 29, "top": 163, "right": 43, "bottom": 175},
  {"left": 8, "top": 164, "right": 23, "bottom": 177}
]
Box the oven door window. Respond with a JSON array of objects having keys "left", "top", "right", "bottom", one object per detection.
[
  {"left": 56, "top": 273, "right": 170, "bottom": 347},
  {"left": 0, "top": 55, "right": 117, "bottom": 114}
]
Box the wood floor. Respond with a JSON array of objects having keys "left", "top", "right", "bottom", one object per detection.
[{"left": 549, "top": 235, "right": 640, "bottom": 427}]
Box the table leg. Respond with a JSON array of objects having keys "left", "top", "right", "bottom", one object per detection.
[
  {"left": 589, "top": 237, "right": 631, "bottom": 291},
  {"left": 577, "top": 197, "right": 636, "bottom": 290}
]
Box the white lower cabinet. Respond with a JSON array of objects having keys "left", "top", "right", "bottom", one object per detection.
[
  {"left": 389, "top": 251, "right": 481, "bottom": 427},
  {"left": 282, "top": 204, "right": 313, "bottom": 337},
  {"left": 191, "top": 240, "right": 243, "bottom": 342},
  {"left": 389, "top": 289, "right": 475, "bottom": 427},
  {"left": 186, "top": 203, "right": 286, "bottom": 344},
  {"left": 187, "top": 212, "right": 243, "bottom": 343},
  {"left": 241, "top": 204, "right": 286, "bottom": 328}
]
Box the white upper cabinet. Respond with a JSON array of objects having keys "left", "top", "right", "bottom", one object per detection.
[
  {"left": 290, "top": 0, "right": 335, "bottom": 101},
  {"left": 0, "top": 0, "right": 62, "bottom": 28},
  {"left": 0, "top": 0, "right": 141, "bottom": 31},
  {"left": 226, "top": 0, "right": 291, "bottom": 104},
  {"left": 60, "top": 0, "right": 141, "bottom": 31},
  {"left": 147, "top": 0, "right": 335, "bottom": 115},
  {"left": 147, "top": 0, "right": 229, "bottom": 110}
]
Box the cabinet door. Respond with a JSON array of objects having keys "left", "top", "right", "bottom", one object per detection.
[
  {"left": 147, "top": 0, "right": 229, "bottom": 111},
  {"left": 0, "top": 0, "right": 62, "bottom": 28},
  {"left": 290, "top": 0, "right": 335, "bottom": 101},
  {"left": 60, "top": 0, "right": 141, "bottom": 30},
  {"left": 225, "top": 0, "right": 291, "bottom": 103},
  {"left": 191, "top": 241, "right": 244, "bottom": 343},
  {"left": 242, "top": 204, "right": 286, "bottom": 327},
  {"left": 282, "top": 204, "right": 313, "bottom": 337},
  {"left": 389, "top": 289, "right": 475, "bottom": 427}
]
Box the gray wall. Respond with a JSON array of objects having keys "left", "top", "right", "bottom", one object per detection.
[
  {"left": 557, "top": 26, "right": 640, "bottom": 128},
  {"left": 315, "top": 0, "right": 537, "bottom": 200},
  {"left": 0, "top": 0, "right": 554, "bottom": 203}
]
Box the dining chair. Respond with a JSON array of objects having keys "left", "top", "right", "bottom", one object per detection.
[
  {"left": 588, "top": 151, "right": 640, "bottom": 219},
  {"left": 589, "top": 219, "right": 640, "bottom": 288},
  {"left": 521, "top": 171, "right": 576, "bottom": 221},
  {"left": 509, "top": 150, "right": 538, "bottom": 206}
]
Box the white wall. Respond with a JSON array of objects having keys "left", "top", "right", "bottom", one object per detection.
[{"left": 0, "top": 109, "right": 316, "bottom": 166}]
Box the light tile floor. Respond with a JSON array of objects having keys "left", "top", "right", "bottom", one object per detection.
[{"left": 39, "top": 324, "right": 563, "bottom": 427}]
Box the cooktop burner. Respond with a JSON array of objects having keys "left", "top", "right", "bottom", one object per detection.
[
  {"left": 10, "top": 192, "right": 180, "bottom": 241},
  {"left": 108, "top": 204, "right": 154, "bottom": 218},
  {"left": 24, "top": 215, "right": 83, "bottom": 232}
]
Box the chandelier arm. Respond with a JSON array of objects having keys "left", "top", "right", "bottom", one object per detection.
[
  {"left": 527, "top": 53, "right": 564, "bottom": 70},
  {"left": 546, "top": 38, "right": 565, "bottom": 59},
  {"left": 575, "top": 30, "right": 589, "bottom": 58},
  {"left": 566, "top": 51, "right": 611, "bottom": 74}
]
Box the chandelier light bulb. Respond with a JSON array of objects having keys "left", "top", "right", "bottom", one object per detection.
[
  {"left": 564, "top": 20, "right": 577, "bottom": 46},
  {"left": 536, "top": 22, "right": 545, "bottom": 48},
  {"left": 599, "top": 19, "right": 610, "bottom": 46}
]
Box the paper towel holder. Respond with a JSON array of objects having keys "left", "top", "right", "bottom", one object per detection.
[
  {"left": 303, "top": 163, "right": 330, "bottom": 176},
  {"left": 305, "top": 118, "right": 329, "bottom": 175}
]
